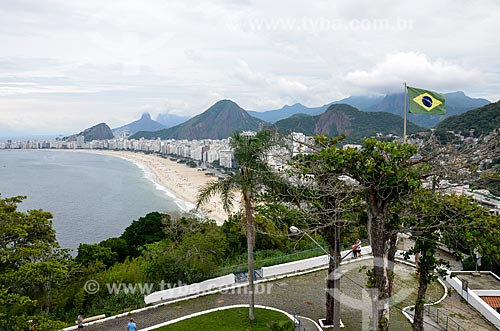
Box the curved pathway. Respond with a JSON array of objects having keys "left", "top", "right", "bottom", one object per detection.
[{"left": 75, "top": 259, "right": 463, "bottom": 331}]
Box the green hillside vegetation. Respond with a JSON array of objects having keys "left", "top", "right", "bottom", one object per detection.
[
  {"left": 434, "top": 100, "right": 500, "bottom": 138},
  {"left": 0, "top": 194, "right": 341, "bottom": 329},
  {"left": 131, "top": 100, "right": 266, "bottom": 140},
  {"left": 271, "top": 104, "right": 423, "bottom": 144},
  {"left": 271, "top": 113, "right": 317, "bottom": 135}
]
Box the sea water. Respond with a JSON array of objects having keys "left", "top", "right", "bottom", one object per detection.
[{"left": 0, "top": 150, "right": 185, "bottom": 252}]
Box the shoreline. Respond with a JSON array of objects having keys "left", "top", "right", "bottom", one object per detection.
[{"left": 57, "top": 150, "right": 232, "bottom": 224}]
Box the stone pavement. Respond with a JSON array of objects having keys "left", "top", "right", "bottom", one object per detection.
[{"left": 74, "top": 259, "right": 454, "bottom": 331}]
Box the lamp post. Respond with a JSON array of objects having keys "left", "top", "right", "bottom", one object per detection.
[{"left": 290, "top": 225, "right": 342, "bottom": 331}]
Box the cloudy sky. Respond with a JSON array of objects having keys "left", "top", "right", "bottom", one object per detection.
[{"left": 1, "top": 0, "right": 499, "bottom": 136}]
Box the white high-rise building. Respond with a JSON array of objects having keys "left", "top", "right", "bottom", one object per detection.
[{"left": 219, "top": 150, "right": 233, "bottom": 168}]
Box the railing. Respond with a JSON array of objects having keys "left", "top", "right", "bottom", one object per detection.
[
  {"left": 234, "top": 268, "right": 263, "bottom": 283},
  {"left": 424, "top": 305, "right": 463, "bottom": 331},
  {"left": 213, "top": 247, "right": 325, "bottom": 278}
]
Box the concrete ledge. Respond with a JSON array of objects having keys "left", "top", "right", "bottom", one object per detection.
[
  {"left": 144, "top": 274, "right": 235, "bottom": 304},
  {"left": 82, "top": 314, "right": 105, "bottom": 323}
]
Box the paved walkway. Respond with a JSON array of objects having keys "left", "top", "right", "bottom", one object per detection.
[
  {"left": 404, "top": 310, "right": 443, "bottom": 331},
  {"left": 76, "top": 258, "right": 453, "bottom": 331},
  {"left": 76, "top": 245, "right": 496, "bottom": 331}
]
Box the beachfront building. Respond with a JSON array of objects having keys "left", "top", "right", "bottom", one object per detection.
[{"left": 219, "top": 149, "right": 233, "bottom": 168}]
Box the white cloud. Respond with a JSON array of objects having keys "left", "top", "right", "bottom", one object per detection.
[
  {"left": 1, "top": 0, "right": 500, "bottom": 134},
  {"left": 234, "top": 60, "right": 308, "bottom": 96},
  {"left": 343, "top": 52, "right": 484, "bottom": 94}
]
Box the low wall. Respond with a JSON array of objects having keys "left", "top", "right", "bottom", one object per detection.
[
  {"left": 144, "top": 274, "right": 235, "bottom": 304},
  {"left": 144, "top": 246, "right": 373, "bottom": 305},
  {"left": 445, "top": 273, "right": 500, "bottom": 330},
  {"left": 262, "top": 255, "right": 329, "bottom": 278},
  {"left": 474, "top": 290, "right": 500, "bottom": 296},
  {"left": 262, "top": 246, "right": 372, "bottom": 278}
]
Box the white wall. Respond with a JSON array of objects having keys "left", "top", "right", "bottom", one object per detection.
[
  {"left": 445, "top": 274, "right": 500, "bottom": 330},
  {"left": 261, "top": 255, "right": 329, "bottom": 278},
  {"left": 474, "top": 290, "right": 500, "bottom": 296},
  {"left": 261, "top": 246, "right": 372, "bottom": 278},
  {"left": 145, "top": 274, "right": 235, "bottom": 305}
]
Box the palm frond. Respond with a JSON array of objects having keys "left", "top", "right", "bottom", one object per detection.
[{"left": 196, "top": 177, "right": 238, "bottom": 214}]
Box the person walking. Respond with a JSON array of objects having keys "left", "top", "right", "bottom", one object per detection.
[
  {"left": 352, "top": 241, "right": 358, "bottom": 258},
  {"left": 128, "top": 317, "right": 137, "bottom": 331},
  {"left": 76, "top": 313, "right": 85, "bottom": 330}
]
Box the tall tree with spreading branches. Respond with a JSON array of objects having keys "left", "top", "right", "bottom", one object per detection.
[
  {"left": 263, "top": 135, "right": 363, "bottom": 328},
  {"left": 305, "top": 137, "right": 421, "bottom": 331}
]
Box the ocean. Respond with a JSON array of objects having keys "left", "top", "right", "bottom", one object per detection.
[{"left": 0, "top": 150, "right": 187, "bottom": 253}]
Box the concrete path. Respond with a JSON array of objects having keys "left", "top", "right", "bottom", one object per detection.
[
  {"left": 404, "top": 310, "right": 444, "bottom": 331},
  {"left": 74, "top": 243, "right": 494, "bottom": 331},
  {"left": 75, "top": 259, "right": 450, "bottom": 331}
]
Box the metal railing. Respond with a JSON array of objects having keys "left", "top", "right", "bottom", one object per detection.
[
  {"left": 424, "top": 305, "right": 463, "bottom": 331},
  {"left": 234, "top": 268, "right": 263, "bottom": 283}
]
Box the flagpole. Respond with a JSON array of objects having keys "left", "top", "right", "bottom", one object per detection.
[{"left": 403, "top": 82, "right": 407, "bottom": 144}]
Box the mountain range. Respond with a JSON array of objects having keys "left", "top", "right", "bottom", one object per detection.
[
  {"left": 156, "top": 113, "right": 192, "bottom": 128},
  {"left": 68, "top": 91, "right": 493, "bottom": 144},
  {"left": 131, "top": 100, "right": 266, "bottom": 140},
  {"left": 270, "top": 104, "right": 423, "bottom": 143},
  {"left": 364, "top": 91, "right": 490, "bottom": 128},
  {"left": 129, "top": 99, "right": 425, "bottom": 143},
  {"left": 248, "top": 91, "right": 489, "bottom": 128},
  {"left": 247, "top": 95, "right": 383, "bottom": 123},
  {"left": 112, "top": 113, "right": 165, "bottom": 137}
]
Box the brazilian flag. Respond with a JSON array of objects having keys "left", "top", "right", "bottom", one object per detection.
[{"left": 407, "top": 86, "right": 446, "bottom": 114}]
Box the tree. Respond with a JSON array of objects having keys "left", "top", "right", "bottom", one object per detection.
[
  {"left": 120, "top": 211, "right": 168, "bottom": 254},
  {"left": 100, "top": 237, "right": 130, "bottom": 262},
  {"left": 76, "top": 243, "right": 118, "bottom": 267},
  {"left": 196, "top": 130, "right": 280, "bottom": 320},
  {"left": 298, "top": 138, "right": 421, "bottom": 331},
  {"left": 404, "top": 191, "right": 499, "bottom": 331},
  {"left": 0, "top": 195, "right": 67, "bottom": 329},
  {"left": 145, "top": 218, "right": 228, "bottom": 284},
  {"left": 266, "top": 134, "right": 362, "bottom": 328}
]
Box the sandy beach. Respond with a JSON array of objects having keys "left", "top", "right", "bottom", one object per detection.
[{"left": 69, "top": 150, "right": 234, "bottom": 223}]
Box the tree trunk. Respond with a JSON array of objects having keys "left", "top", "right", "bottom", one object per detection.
[
  {"left": 244, "top": 194, "right": 256, "bottom": 321},
  {"left": 325, "top": 223, "right": 341, "bottom": 331},
  {"left": 387, "top": 232, "right": 398, "bottom": 295},
  {"left": 412, "top": 264, "right": 429, "bottom": 331},
  {"left": 367, "top": 191, "right": 390, "bottom": 331},
  {"left": 326, "top": 248, "right": 335, "bottom": 326}
]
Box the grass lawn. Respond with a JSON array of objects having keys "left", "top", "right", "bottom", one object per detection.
[{"left": 153, "top": 307, "right": 291, "bottom": 331}]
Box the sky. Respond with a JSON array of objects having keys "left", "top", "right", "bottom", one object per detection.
[{"left": 1, "top": 0, "right": 499, "bottom": 136}]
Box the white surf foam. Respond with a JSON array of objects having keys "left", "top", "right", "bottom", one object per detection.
[{"left": 117, "top": 155, "right": 195, "bottom": 212}]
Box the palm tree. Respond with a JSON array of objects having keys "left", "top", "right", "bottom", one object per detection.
[{"left": 196, "top": 130, "right": 278, "bottom": 320}]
